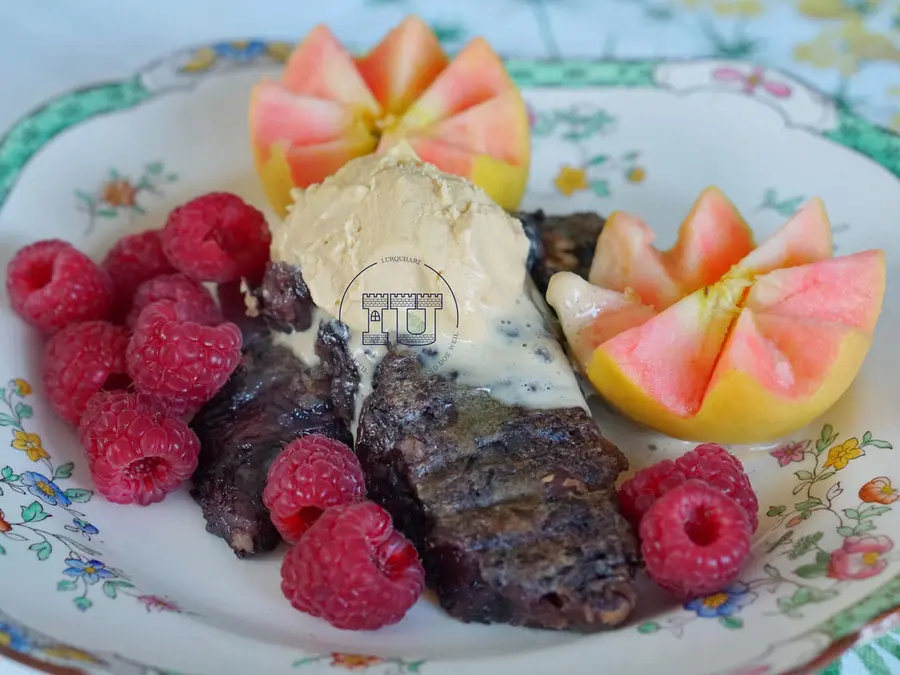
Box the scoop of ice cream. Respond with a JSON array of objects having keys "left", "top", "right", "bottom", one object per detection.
[{"left": 271, "top": 142, "right": 531, "bottom": 340}]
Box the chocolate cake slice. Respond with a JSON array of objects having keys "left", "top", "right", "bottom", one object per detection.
[
  {"left": 190, "top": 265, "right": 358, "bottom": 558},
  {"left": 516, "top": 210, "right": 606, "bottom": 293},
  {"left": 356, "top": 349, "right": 640, "bottom": 631}
]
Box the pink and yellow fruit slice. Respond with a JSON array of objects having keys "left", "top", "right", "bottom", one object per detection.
[
  {"left": 588, "top": 188, "right": 755, "bottom": 310},
  {"left": 548, "top": 199, "right": 886, "bottom": 444},
  {"left": 249, "top": 17, "right": 530, "bottom": 217}
]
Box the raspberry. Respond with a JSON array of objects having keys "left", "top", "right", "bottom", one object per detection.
[
  {"left": 639, "top": 480, "right": 751, "bottom": 598},
  {"left": 126, "top": 300, "right": 242, "bottom": 407},
  {"left": 263, "top": 435, "right": 365, "bottom": 544},
  {"left": 43, "top": 321, "right": 131, "bottom": 425},
  {"left": 6, "top": 240, "right": 112, "bottom": 333},
  {"left": 102, "top": 230, "right": 176, "bottom": 315},
  {"left": 675, "top": 443, "right": 759, "bottom": 532},
  {"left": 617, "top": 444, "right": 759, "bottom": 532},
  {"left": 161, "top": 193, "right": 271, "bottom": 283},
  {"left": 281, "top": 502, "right": 425, "bottom": 630},
  {"left": 126, "top": 273, "right": 222, "bottom": 329},
  {"left": 79, "top": 390, "right": 200, "bottom": 506}
]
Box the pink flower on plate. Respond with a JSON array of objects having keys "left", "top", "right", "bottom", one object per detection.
[
  {"left": 770, "top": 441, "right": 807, "bottom": 466},
  {"left": 137, "top": 595, "right": 181, "bottom": 613},
  {"left": 713, "top": 66, "right": 791, "bottom": 98},
  {"left": 827, "top": 535, "right": 894, "bottom": 580}
]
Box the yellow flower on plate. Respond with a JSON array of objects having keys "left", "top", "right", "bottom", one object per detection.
[
  {"left": 11, "top": 430, "right": 49, "bottom": 462},
  {"left": 680, "top": 0, "right": 766, "bottom": 16},
  {"left": 626, "top": 166, "right": 647, "bottom": 184},
  {"left": 554, "top": 165, "right": 589, "bottom": 196},
  {"left": 796, "top": 0, "right": 880, "bottom": 19},
  {"left": 11, "top": 379, "right": 31, "bottom": 396},
  {"left": 794, "top": 17, "right": 900, "bottom": 76},
  {"left": 824, "top": 437, "right": 864, "bottom": 470}
]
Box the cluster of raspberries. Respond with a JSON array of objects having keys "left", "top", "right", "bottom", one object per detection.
[{"left": 5, "top": 192, "right": 268, "bottom": 505}]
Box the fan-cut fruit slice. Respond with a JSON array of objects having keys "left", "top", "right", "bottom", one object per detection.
[
  {"left": 547, "top": 193, "right": 886, "bottom": 444},
  {"left": 588, "top": 188, "right": 754, "bottom": 310},
  {"left": 250, "top": 17, "right": 530, "bottom": 216},
  {"left": 732, "top": 199, "right": 833, "bottom": 277},
  {"left": 546, "top": 271, "right": 656, "bottom": 370},
  {"left": 745, "top": 250, "right": 886, "bottom": 331},
  {"left": 355, "top": 16, "right": 448, "bottom": 115},
  {"left": 282, "top": 25, "right": 380, "bottom": 113}
]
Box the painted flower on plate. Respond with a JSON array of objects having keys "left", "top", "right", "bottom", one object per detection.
[
  {"left": 771, "top": 441, "right": 807, "bottom": 466},
  {"left": 100, "top": 179, "right": 137, "bottom": 208},
  {"left": 823, "top": 437, "right": 863, "bottom": 470},
  {"left": 0, "top": 509, "right": 10, "bottom": 533},
  {"left": 554, "top": 165, "right": 589, "bottom": 196},
  {"left": 0, "top": 622, "right": 29, "bottom": 652},
  {"left": 859, "top": 477, "right": 899, "bottom": 504},
  {"left": 713, "top": 66, "right": 791, "bottom": 97},
  {"left": 684, "top": 582, "right": 757, "bottom": 618},
  {"left": 21, "top": 471, "right": 69, "bottom": 505},
  {"left": 63, "top": 558, "right": 114, "bottom": 585},
  {"left": 137, "top": 595, "right": 181, "bottom": 613},
  {"left": 11, "top": 431, "right": 49, "bottom": 462},
  {"left": 330, "top": 654, "right": 384, "bottom": 669},
  {"left": 11, "top": 379, "right": 31, "bottom": 396},
  {"left": 626, "top": 166, "right": 647, "bottom": 183},
  {"left": 72, "top": 518, "right": 99, "bottom": 537},
  {"left": 214, "top": 40, "right": 268, "bottom": 62},
  {"left": 827, "top": 535, "right": 894, "bottom": 580}
]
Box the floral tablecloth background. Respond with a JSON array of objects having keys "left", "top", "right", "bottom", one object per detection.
[{"left": 1, "top": 1, "right": 899, "bottom": 674}]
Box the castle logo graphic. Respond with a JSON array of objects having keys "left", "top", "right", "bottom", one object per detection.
[
  {"left": 339, "top": 257, "right": 459, "bottom": 374},
  {"left": 361, "top": 292, "right": 444, "bottom": 347}
]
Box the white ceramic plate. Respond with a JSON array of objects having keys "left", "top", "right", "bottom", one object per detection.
[{"left": 1, "top": 44, "right": 900, "bottom": 675}]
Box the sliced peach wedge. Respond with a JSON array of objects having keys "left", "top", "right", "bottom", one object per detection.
[
  {"left": 249, "top": 17, "right": 530, "bottom": 217},
  {"left": 548, "top": 195, "right": 886, "bottom": 444}
]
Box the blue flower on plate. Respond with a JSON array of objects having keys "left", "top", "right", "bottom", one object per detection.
[
  {"left": 0, "top": 622, "right": 30, "bottom": 652},
  {"left": 63, "top": 558, "right": 114, "bottom": 585},
  {"left": 20, "top": 471, "right": 70, "bottom": 506},
  {"left": 66, "top": 518, "right": 99, "bottom": 538},
  {"left": 684, "top": 582, "right": 757, "bottom": 618},
  {"left": 213, "top": 40, "right": 268, "bottom": 62}
]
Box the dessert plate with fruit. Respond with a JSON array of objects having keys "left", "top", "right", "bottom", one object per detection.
[{"left": 1, "top": 16, "right": 899, "bottom": 675}]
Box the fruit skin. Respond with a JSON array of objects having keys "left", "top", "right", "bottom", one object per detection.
[
  {"left": 79, "top": 390, "right": 200, "bottom": 506},
  {"left": 126, "top": 273, "right": 222, "bottom": 329},
  {"left": 250, "top": 19, "right": 530, "bottom": 217},
  {"left": 280, "top": 501, "right": 425, "bottom": 631},
  {"left": 126, "top": 300, "right": 242, "bottom": 408},
  {"left": 263, "top": 435, "right": 366, "bottom": 544},
  {"left": 6, "top": 240, "right": 113, "bottom": 333},
  {"left": 42, "top": 321, "right": 130, "bottom": 425},
  {"left": 618, "top": 444, "right": 758, "bottom": 532},
  {"left": 161, "top": 192, "right": 271, "bottom": 283},
  {"left": 102, "top": 230, "right": 176, "bottom": 316},
  {"left": 639, "top": 480, "right": 751, "bottom": 598}
]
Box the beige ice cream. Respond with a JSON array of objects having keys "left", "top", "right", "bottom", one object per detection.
[{"left": 270, "top": 142, "right": 531, "bottom": 341}]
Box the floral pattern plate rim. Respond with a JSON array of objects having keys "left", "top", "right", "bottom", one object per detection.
[{"left": 1, "top": 42, "right": 900, "bottom": 675}]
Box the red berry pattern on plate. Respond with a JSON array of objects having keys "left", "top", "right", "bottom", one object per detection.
[
  {"left": 127, "top": 273, "right": 223, "bottom": 329},
  {"left": 263, "top": 434, "right": 366, "bottom": 544},
  {"left": 6, "top": 239, "right": 113, "bottom": 333},
  {"left": 42, "top": 321, "right": 131, "bottom": 425},
  {"left": 162, "top": 192, "right": 271, "bottom": 283},
  {"left": 618, "top": 443, "right": 759, "bottom": 532},
  {"left": 126, "top": 299, "right": 242, "bottom": 407},
  {"left": 80, "top": 390, "right": 201, "bottom": 506},
  {"left": 280, "top": 501, "right": 425, "bottom": 631},
  {"left": 639, "top": 480, "right": 751, "bottom": 599},
  {"left": 102, "top": 230, "right": 176, "bottom": 316}
]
